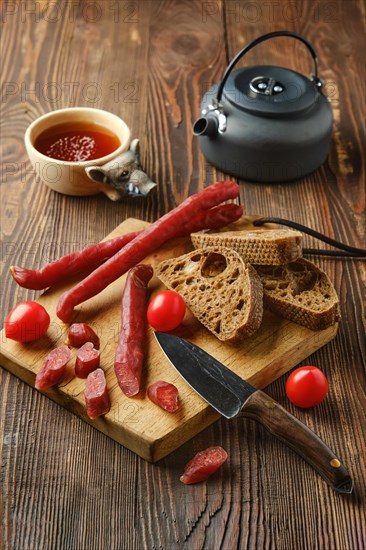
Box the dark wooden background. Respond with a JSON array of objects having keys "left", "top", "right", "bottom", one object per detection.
[{"left": 1, "top": 1, "right": 365, "bottom": 549}]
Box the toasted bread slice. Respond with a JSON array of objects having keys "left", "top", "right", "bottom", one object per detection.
[
  {"left": 156, "top": 247, "right": 263, "bottom": 343},
  {"left": 255, "top": 259, "right": 340, "bottom": 330},
  {"left": 191, "top": 227, "right": 302, "bottom": 265}
]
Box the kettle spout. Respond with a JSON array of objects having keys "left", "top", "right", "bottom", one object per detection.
[{"left": 193, "top": 116, "right": 218, "bottom": 137}]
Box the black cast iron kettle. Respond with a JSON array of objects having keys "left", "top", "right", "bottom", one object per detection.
[{"left": 193, "top": 31, "right": 333, "bottom": 183}]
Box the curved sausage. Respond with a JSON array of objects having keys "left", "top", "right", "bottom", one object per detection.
[
  {"left": 114, "top": 264, "right": 153, "bottom": 397},
  {"left": 11, "top": 231, "right": 141, "bottom": 290},
  {"left": 57, "top": 181, "right": 240, "bottom": 322},
  {"left": 184, "top": 204, "right": 242, "bottom": 234},
  {"left": 12, "top": 203, "right": 242, "bottom": 292}
]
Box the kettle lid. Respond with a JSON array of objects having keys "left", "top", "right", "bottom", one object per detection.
[{"left": 223, "top": 65, "right": 320, "bottom": 116}]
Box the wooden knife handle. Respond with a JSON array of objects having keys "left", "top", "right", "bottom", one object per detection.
[{"left": 242, "top": 390, "right": 353, "bottom": 494}]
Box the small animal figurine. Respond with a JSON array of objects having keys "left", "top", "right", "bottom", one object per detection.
[{"left": 85, "top": 139, "right": 157, "bottom": 201}]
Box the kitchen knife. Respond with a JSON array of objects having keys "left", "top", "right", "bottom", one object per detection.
[{"left": 155, "top": 332, "right": 353, "bottom": 494}]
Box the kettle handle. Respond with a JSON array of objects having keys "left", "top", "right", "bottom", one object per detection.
[{"left": 216, "top": 31, "right": 319, "bottom": 103}]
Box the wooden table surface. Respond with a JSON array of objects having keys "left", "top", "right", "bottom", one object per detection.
[{"left": 1, "top": 1, "right": 365, "bottom": 549}]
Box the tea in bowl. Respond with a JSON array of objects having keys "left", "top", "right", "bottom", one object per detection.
[{"left": 25, "top": 107, "right": 132, "bottom": 199}]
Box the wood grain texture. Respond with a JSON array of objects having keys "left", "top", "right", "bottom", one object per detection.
[{"left": 0, "top": 1, "right": 365, "bottom": 549}]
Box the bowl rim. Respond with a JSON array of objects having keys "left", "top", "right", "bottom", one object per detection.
[{"left": 24, "top": 107, "right": 131, "bottom": 166}]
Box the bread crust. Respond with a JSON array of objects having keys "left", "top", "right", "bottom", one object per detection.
[
  {"left": 191, "top": 228, "right": 303, "bottom": 265},
  {"left": 156, "top": 247, "right": 263, "bottom": 343}
]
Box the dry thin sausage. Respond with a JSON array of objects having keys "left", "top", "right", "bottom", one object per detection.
[
  {"left": 11, "top": 231, "right": 141, "bottom": 290},
  {"left": 57, "top": 181, "right": 240, "bottom": 322},
  {"left": 11, "top": 203, "right": 242, "bottom": 291},
  {"left": 185, "top": 204, "right": 242, "bottom": 233},
  {"left": 114, "top": 264, "right": 153, "bottom": 396}
]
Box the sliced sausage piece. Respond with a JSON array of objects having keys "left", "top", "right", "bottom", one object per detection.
[
  {"left": 147, "top": 380, "right": 179, "bottom": 412},
  {"left": 35, "top": 345, "right": 71, "bottom": 390},
  {"left": 67, "top": 323, "right": 100, "bottom": 349},
  {"left": 85, "top": 368, "right": 111, "bottom": 419},
  {"left": 180, "top": 446, "right": 228, "bottom": 484},
  {"left": 114, "top": 264, "right": 153, "bottom": 397},
  {"left": 75, "top": 342, "right": 100, "bottom": 378}
]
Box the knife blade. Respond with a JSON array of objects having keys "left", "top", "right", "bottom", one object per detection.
[{"left": 155, "top": 332, "right": 353, "bottom": 494}]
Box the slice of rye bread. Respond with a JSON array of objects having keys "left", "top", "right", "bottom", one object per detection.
[
  {"left": 156, "top": 247, "right": 263, "bottom": 343},
  {"left": 191, "top": 228, "right": 303, "bottom": 265},
  {"left": 255, "top": 259, "right": 340, "bottom": 330}
]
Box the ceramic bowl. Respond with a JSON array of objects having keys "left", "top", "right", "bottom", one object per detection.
[{"left": 24, "top": 107, "right": 131, "bottom": 197}]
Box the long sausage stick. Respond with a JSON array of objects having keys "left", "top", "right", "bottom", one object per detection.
[
  {"left": 10, "top": 232, "right": 141, "bottom": 290},
  {"left": 11, "top": 204, "right": 242, "bottom": 290},
  {"left": 114, "top": 264, "right": 153, "bottom": 396},
  {"left": 57, "top": 181, "right": 240, "bottom": 322}
]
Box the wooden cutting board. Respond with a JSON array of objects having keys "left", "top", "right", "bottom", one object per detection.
[{"left": 0, "top": 218, "right": 338, "bottom": 462}]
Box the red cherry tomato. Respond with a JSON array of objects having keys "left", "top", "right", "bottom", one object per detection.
[
  {"left": 5, "top": 301, "right": 50, "bottom": 342},
  {"left": 286, "top": 366, "right": 328, "bottom": 408},
  {"left": 147, "top": 291, "right": 186, "bottom": 331}
]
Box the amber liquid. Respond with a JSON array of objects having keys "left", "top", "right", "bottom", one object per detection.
[{"left": 34, "top": 121, "right": 121, "bottom": 162}]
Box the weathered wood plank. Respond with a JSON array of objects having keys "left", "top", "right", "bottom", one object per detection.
[
  {"left": 222, "top": 1, "right": 366, "bottom": 550},
  {"left": 0, "top": 0, "right": 365, "bottom": 549},
  {"left": 1, "top": 2, "right": 152, "bottom": 549}
]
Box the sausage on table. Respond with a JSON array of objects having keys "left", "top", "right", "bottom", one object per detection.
[
  {"left": 180, "top": 447, "right": 228, "bottom": 484},
  {"left": 185, "top": 204, "right": 242, "bottom": 234}
]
